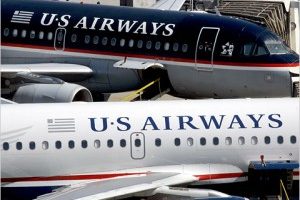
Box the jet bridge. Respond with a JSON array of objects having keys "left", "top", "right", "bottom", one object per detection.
[
  {"left": 183, "top": 0, "right": 300, "bottom": 53},
  {"left": 248, "top": 160, "right": 299, "bottom": 198}
]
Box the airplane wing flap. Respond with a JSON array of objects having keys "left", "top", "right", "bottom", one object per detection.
[
  {"left": 1, "top": 63, "right": 93, "bottom": 82},
  {"left": 113, "top": 59, "right": 164, "bottom": 69},
  {"left": 35, "top": 173, "right": 197, "bottom": 200}
]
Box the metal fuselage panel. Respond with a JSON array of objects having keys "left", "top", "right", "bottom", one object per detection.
[
  {"left": 1, "top": 0, "right": 299, "bottom": 98},
  {"left": 1, "top": 98, "right": 299, "bottom": 179}
]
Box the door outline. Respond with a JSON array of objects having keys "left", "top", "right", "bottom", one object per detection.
[
  {"left": 195, "top": 27, "right": 220, "bottom": 70},
  {"left": 130, "top": 132, "right": 145, "bottom": 160},
  {"left": 54, "top": 28, "right": 66, "bottom": 51}
]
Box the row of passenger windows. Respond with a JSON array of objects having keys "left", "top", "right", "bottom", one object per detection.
[
  {"left": 3, "top": 28, "right": 54, "bottom": 41},
  {"left": 2, "top": 135, "right": 297, "bottom": 151},
  {"left": 74, "top": 34, "right": 189, "bottom": 52},
  {"left": 2, "top": 27, "right": 189, "bottom": 53}
]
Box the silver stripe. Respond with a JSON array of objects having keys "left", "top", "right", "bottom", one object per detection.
[
  {"left": 48, "top": 130, "right": 75, "bottom": 133},
  {"left": 12, "top": 17, "right": 31, "bottom": 21},
  {"left": 55, "top": 118, "right": 75, "bottom": 120},
  {"left": 53, "top": 121, "right": 75, "bottom": 124},
  {"left": 10, "top": 20, "right": 30, "bottom": 24},
  {"left": 48, "top": 127, "right": 75, "bottom": 130},
  {"left": 12, "top": 15, "right": 32, "bottom": 19},
  {"left": 48, "top": 124, "right": 75, "bottom": 127},
  {"left": 19, "top": 11, "right": 34, "bottom": 14}
]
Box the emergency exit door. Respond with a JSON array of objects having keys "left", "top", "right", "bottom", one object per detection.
[
  {"left": 54, "top": 28, "right": 66, "bottom": 51},
  {"left": 130, "top": 132, "right": 145, "bottom": 159}
]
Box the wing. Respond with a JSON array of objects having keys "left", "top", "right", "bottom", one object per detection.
[
  {"left": 1, "top": 63, "right": 93, "bottom": 82},
  {"left": 34, "top": 164, "right": 246, "bottom": 200},
  {"left": 151, "top": 0, "right": 186, "bottom": 10},
  {"left": 35, "top": 173, "right": 197, "bottom": 200}
]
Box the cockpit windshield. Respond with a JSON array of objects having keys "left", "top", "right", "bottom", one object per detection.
[
  {"left": 264, "top": 40, "right": 290, "bottom": 54},
  {"left": 260, "top": 32, "right": 291, "bottom": 54}
]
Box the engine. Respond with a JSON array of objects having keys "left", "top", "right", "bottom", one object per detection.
[{"left": 13, "top": 83, "right": 93, "bottom": 103}]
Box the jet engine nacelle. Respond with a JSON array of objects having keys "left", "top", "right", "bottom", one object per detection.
[{"left": 13, "top": 83, "right": 93, "bottom": 103}]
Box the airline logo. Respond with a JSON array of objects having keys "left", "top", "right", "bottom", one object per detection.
[
  {"left": 89, "top": 113, "right": 283, "bottom": 132},
  {"left": 47, "top": 118, "right": 76, "bottom": 133},
  {"left": 11, "top": 11, "right": 34, "bottom": 24},
  {"left": 39, "top": 13, "right": 176, "bottom": 36}
]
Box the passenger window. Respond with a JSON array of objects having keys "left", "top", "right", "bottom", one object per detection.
[
  {"left": 251, "top": 136, "right": 258, "bottom": 145},
  {"left": 173, "top": 43, "right": 179, "bottom": 52},
  {"left": 39, "top": 31, "right": 44, "bottom": 39},
  {"left": 12, "top": 29, "right": 18, "bottom": 37},
  {"left": 47, "top": 32, "right": 53, "bottom": 40},
  {"left": 128, "top": 39, "right": 134, "bottom": 47},
  {"left": 137, "top": 40, "right": 143, "bottom": 48},
  {"left": 3, "top": 28, "right": 9, "bottom": 37},
  {"left": 21, "top": 30, "right": 27, "bottom": 38},
  {"left": 16, "top": 142, "right": 22, "bottom": 150},
  {"left": 238, "top": 137, "right": 245, "bottom": 145},
  {"left": 120, "top": 39, "right": 125, "bottom": 47},
  {"left": 174, "top": 138, "right": 180, "bottom": 146},
  {"left": 146, "top": 41, "right": 152, "bottom": 49},
  {"left": 277, "top": 136, "right": 284, "bottom": 144},
  {"left": 213, "top": 137, "right": 219, "bottom": 145},
  {"left": 155, "top": 42, "right": 161, "bottom": 50},
  {"left": 164, "top": 42, "right": 170, "bottom": 51},
  {"left": 30, "top": 30, "right": 35, "bottom": 39},
  {"left": 264, "top": 136, "right": 271, "bottom": 144},
  {"left": 55, "top": 141, "right": 62, "bottom": 149},
  {"left": 225, "top": 137, "right": 232, "bottom": 145},
  {"left": 111, "top": 38, "right": 117, "bottom": 46},
  {"left": 84, "top": 35, "right": 90, "bottom": 44},
  {"left": 107, "top": 139, "right": 113, "bottom": 148},
  {"left": 3, "top": 142, "right": 9, "bottom": 151},
  {"left": 42, "top": 141, "right": 49, "bottom": 150},
  {"left": 187, "top": 137, "right": 193, "bottom": 146},
  {"left": 71, "top": 34, "right": 77, "bottom": 43},
  {"left": 81, "top": 140, "right": 88, "bottom": 148},
  {"left": 93, "top": 36, "right": 99, "bottom": 44},
  {"left": 182, "top": 44, "right": 188, "bottom": 52},
  {"left": 68, "top": 140, "right": 75, "bottom": 149},
  {"left": 102, "top": 37, "right": 108, "bottom": 45},
  {"left": 200, "top": 137, "right": 206, "bottom": 146},
  {"left": 94, "top": 140, "right": 100, "bottom": 148},
  {"left": 29, "top": 141, "right": 36, "bottom": 150},
  {"left": 135, "top": 139, "right": 141, "bottom": 147},
  {"left": 120, "top": 139, "right": 126, "bottom": 147},
  {"left": 155, "top": 138, "right": 161, "bottom": 147},
  {"left": 290, "top": 135, "right": 297, "bottom": 144}
]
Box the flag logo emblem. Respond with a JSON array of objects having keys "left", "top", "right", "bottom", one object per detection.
[{"left": 11, "top": 10, "right": 34, "bottom": 24}]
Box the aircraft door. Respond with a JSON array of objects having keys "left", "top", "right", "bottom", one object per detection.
[
  {"left": 130, "top": 132, "right": 145, "bottom": 159},
  {"left": 195, "top": 27, "right": 220, "bottom": 70},
  {"left": 54, "top": 28, "right": 66, "bottom": 51}
]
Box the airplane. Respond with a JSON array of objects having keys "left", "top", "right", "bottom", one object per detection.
[
  {"left": 1, "top": 98, "right": 299, "bottom": 199},
  {"left": 1, "top": 0, "right": 299, "bottom": 103}
]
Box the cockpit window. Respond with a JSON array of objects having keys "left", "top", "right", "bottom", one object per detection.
[
  {"left": 242, "top": 43, "right": 254, "bottom": 56},
  {"left": 265, "top": 41, "right": 290, "bottom": 54},
  {"left": 242, "top": 42, "right": 268, "bottom": 56},
  {"left": 253, "top": 45, "right": 268, "bottom": 56}
]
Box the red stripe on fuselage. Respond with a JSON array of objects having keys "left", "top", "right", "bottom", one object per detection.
[
  {"left": 2, "top": 43, "right": 299, "bottom": 68},
  {"left": 1, "top": 173, "right": 146, "bottom": 183},
  {"left": 195, "top": 172, "right": 246, "bottom": 180}
]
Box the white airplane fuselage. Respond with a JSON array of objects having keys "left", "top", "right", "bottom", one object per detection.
[{"left": 1, "top": 98, "right": 299, "bottom": 189}]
